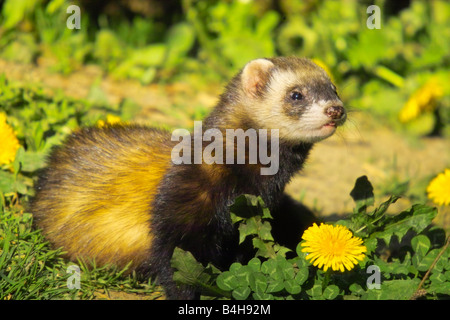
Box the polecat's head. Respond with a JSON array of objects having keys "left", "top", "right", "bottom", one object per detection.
[{"left": 236, "top": 56, "right": 346, "bottom": 144}]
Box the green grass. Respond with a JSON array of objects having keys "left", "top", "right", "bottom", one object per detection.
[
  {"left": 0, "top": 194, "right": 73, "bottom": 299},
  {"left": 0, "top": 193, "right": 163, "bottom": 300}
]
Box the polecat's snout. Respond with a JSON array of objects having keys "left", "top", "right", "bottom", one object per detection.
[{"left": 325, "top": 104, "right": 346, "bottom": 123}]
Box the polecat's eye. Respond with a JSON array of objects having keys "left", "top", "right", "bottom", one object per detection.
[{"left": 291, "top": 91, "right": 303, "bottom": 101}]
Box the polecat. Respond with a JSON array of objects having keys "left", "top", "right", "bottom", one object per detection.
[{"left": 31, "top": 57, "right": 346, "bottom": 299}]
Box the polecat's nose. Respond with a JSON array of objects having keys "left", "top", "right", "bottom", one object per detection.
[{"left": 325, "top": 105, "right": 345, "bottom": 120}]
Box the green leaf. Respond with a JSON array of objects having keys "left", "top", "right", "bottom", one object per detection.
[
  {"left": 258, "top": 221, "right": 274, "bottom": 241},
  {"left": 0, "top": 170, "right": 32, "bottom": 195},
  {"left": 260, "top": 203, "right": 273, "bottom": 220},
  {"left": 0, "top": 170, "right": 15, "bottom": 194},
  {"left": 216, "top": 271, "right": 238, "bottom": 291},
  {"left": 247, "top": 258, "right": 261, "bottom": 272},
  {"left": 234, "top": 265, "right": 252, "bottom": 287},
  {"left": 411, "top": 235, "right": 431, "bottom": 259},
  {"left": 296, "top": 242, "right": 305, "bottom": 257},
  {"left": 232, "top": 285, "right": 251, "bottom": 300},
  {"left": 371, "top": 195, "right": 401, "bottom": 219},
  {"left": 229, "top": 262, "right": 243, "bottom": 273},
  {"left": 294, "top": 267, "right": 309, "bottom": 286},
  {"left": 323, "top": 285, "right": 340, "bottom": 300},
  {"left": 429, "top": 280, "right": 450, "bottom": 296},
  {"left": 230, "top": 194, "right": 268, "bottom": 220},
  {"left": 414, "top": 249, "right": 441, "bottom": 272},
  {"left": 374, "top": 254, "right": 411, "bottom": 277},
  {"left": 266, "top": 279, "right": 284, "bottom": 294},
  {"left": 368, "top": 204, "right": 437, "bottom": 246},
  {"left": 349, "top": 283, "right": 365, "bottom": 296},
  {"left": 261, "top": 259, "right": 277, "bottom": 277},
  {"left": 13, "top": 147, "right": 24, "bottom": 177},
  {"left": 20, "top": 151, "right": 47, "bottom": 172},
  {"left": 252, "top": 238, "right": 276, "bottom": 259},
  {"left": 277, "top": 256, "right": 295, "bottom": 280},
  {"left": 430, "top": 271, "right": 447, "bottom": 284},
  {"left": 171, "top": 248, "right": 231, "bottom": 298},
  {"left": 284, "top": 279, "right": 301, "bottom": 295},
  {"left": 238, "top": 217, "right": 274, "bottom": 244},
  {"left": 238, "top": 218, "right": 257, "bottom": 244},
  {"left": 171, "top": 247, "right": 206, "bottom": 286},
  {"left": 248, "top": 272, "right": 267, "bottom": 293},
  {"left": 365, "top": 279, "right": 420, "bottom": 300},
  {"left": 252, "top": 291, "right": 273, "bottom": 300},
  {"left": 273, "top": 244, "right": 291, "bottom": 257},
  {"left": 434, "top": 250, "right": 449, "bottom": 273},
  {"left": 307, "top": 284, "right": 323, "bottom": 299}
]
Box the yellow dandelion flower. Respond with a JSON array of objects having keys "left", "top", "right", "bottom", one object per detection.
[
  {"left": 399, "top": 77, "right": 444, "bottom": 123},
  {"left": 0, "top": 113, "right": 20, "bottom": 165},
  {"left": 97, "top": 114, "right": 122, "bottom": 128},
  {"left": 301, "top": 223, "right": 367, "bottom": 272},
  {"left": 427, "top": 169, "right": 450, "bottom": 206}
]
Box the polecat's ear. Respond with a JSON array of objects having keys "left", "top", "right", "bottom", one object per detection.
[{"left": 241, "top": 59, "right": 274, "bottom": 98}]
